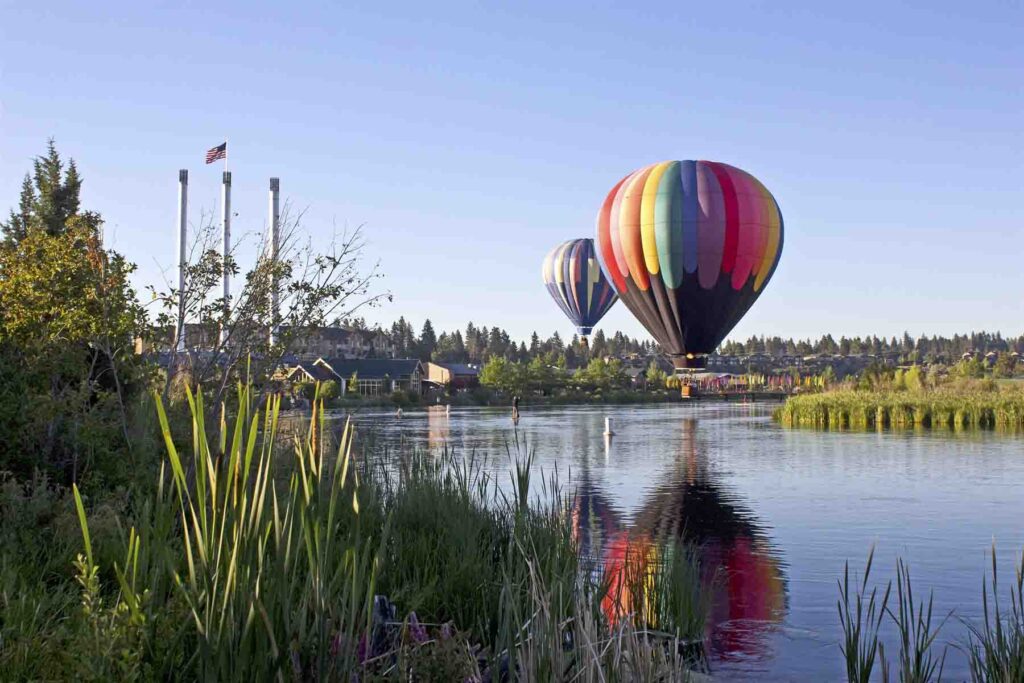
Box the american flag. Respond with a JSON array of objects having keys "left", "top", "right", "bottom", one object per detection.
[{"left": 205, "top": 142, "right": 227, "bottom": 164}]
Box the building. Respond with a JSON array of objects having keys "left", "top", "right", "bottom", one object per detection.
[
  {"left": 423, "top": 362, "right": 480, "bottom": 391},
  {"left": 309, "top": 358, "right": 424, "bottom": 396},
  {"left": 286, "top": 362, "right": 339, "bottom": 384},
  {"left": 286, "top": 327, "right": 394, "bottom": 361}
]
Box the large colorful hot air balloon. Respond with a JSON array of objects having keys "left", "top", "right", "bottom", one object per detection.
[
  {"left": 595, "top": 161, "right": 783, "bottom": 369},
  {"left": 542, "top": 238, "right": 617, "bottom": 344}
]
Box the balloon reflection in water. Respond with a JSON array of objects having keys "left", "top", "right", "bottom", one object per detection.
[{"left": 571, "top": 418, "right": 786, "bottom": 661}]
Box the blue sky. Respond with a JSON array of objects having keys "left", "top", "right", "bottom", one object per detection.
[{"left": 2, "top": 1, "right": 1021, "bottom": 343}]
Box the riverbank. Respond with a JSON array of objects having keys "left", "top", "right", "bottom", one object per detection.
[
  {"left": 4, "top": 392, "right": 1024, "bottom": 678},
  {"left": 0, "top": 386, "right": 710, "bottom": 680},
  {"left": 293, "top": 388, "right": 790, "bottom": 412},
  {"left": 776, "top": 382, "right": 1024, "bottom": 430}
]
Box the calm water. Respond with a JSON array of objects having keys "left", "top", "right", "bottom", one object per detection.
[{"left": 332, "top": 402, "right": 1024, "bottom": 680}]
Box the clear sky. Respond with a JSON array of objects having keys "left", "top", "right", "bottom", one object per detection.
[{"left": 2, "top": 1, "right": 1021, "bottom": 344}]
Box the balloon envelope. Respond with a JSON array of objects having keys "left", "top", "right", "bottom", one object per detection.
[
  {"left": 595, "top": 160, "right": 783, "bottom": 368},
  {"left": 542, "top": 238, "right": 617, "bottom": 337}
]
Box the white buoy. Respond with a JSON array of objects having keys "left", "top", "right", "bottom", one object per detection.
[{"left": 604, "top": 417, "right": 615, "bottom": 436}]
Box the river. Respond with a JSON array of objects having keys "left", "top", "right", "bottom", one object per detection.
[{"left": 331, "top": 401, "right": 1024, "bottom": 680}]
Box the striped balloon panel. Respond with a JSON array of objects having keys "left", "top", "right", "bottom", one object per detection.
[
  {"left": 542, "top": 238, "right": 618, "bottom": 335},
  {"left": 595, "top": 160, "right": 783, "bottom": 359}
]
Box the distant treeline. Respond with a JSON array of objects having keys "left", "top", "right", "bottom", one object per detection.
[
  {"left": 339, "top": 316, "right": 657, "bottom": 366},
  {"left": 340, "top": 316, "right": 1023, "bottom": 367},
  {"left": 719, "top": 331, "right": 1024, "bottom": 359}
]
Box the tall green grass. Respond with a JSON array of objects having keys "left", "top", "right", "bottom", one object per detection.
[
  {"left": 838, "top": 547, "right": 890, "bottom": 683},
  {"left": 964, "top": 548, "right": 1024, "bottom": 682},
  {"left": 839, "top": 548, "right": 1023, "bottom": 683},
  {"left": 14, "top": 381, "right": 709, "bottom": 680},
  {"left": 778, "top": 385, "right": 1024, "bottom": 431}
]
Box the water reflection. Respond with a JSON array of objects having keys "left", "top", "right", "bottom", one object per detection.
[
  {"left": 573, "top": 417, "right": 786, "bottom": 661},
  {"left": 425, "top": 405, "right": 450, "bottom": 451},
  {"left": 330, "top": 402, "right": 1024, "bottom": 679}
]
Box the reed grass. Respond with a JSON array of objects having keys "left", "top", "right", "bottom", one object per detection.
[
  {"left": 838, "top": 547, "right": 890, "bottom": 683},
  {"left": 778, "top": 385, "right": 1024, "bottom": 431},
  {"left": 883, "top": 559, "right": 948, "bottom": 683},
  {"left": 39, "top": 381, "right": 709, "bottom": 680},
  {"left": 840, "top": 548, "right": 1024, "bottom": 683},
  {"left": 964, "top": 547, "right": 1024, "bottom": 682}
]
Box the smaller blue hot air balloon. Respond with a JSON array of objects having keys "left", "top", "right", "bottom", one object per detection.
[{"left": 542, "top": 238, "right": 617, "bottom": 344}]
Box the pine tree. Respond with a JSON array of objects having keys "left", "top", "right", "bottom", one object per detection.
[
  {"left": 450, "top": 330, "right": 467, "bottom": 362},
  {"left": 391, "top": 317, "right": 409, "bottom": 356},
  {"left": 418, "top": 319, "right": 437, "bottom": 361},
  {"left": 2, "top": 140, "right": 89, "bottom": 243},
  {"left": 529, "top": 331, "right": 541, "bottom": 357},
  {"left": 487, "top": 327, "right": 505, "bottom": 359}
]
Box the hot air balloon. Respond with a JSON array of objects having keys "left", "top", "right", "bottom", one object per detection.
[
  {"left": 595, "top": 161, "right": 783, "bottom": 370},
  {"left": 542, "top": 238, "right": 617, "bottom": 345}
]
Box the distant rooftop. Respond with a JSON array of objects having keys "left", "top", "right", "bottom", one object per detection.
[{"left": 315, "top": 358, "right": 422, "bottom": 378}]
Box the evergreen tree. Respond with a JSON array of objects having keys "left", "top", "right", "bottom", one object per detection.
[
  {"left": 451, "top": 330, "right": 467, "bottom": 362},
  {"left": 2, "top": 139, "right": 89, "bottom": 243},
  {"left": 549, "top": 332, "right": 565, "bottom": 355},
  {"left": 564, "top": 342, "right": 578, "bottom": 369},
  {"left": 390, "top": 317, "right": 409, "bottom": 356},
  {"left": 432, "top": 332, "right": 451, "bottom": 362},
  {"left": 418, "top": 319, "right": 437, "bottom": 361},
  {"left": 589, "top": 329, "right": 607, "bottom": 358},
  {"left": 486, "top": 326, "right": 506, "bottom": 359}
]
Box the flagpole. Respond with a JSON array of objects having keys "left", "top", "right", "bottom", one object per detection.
[{"left": 224, "top": 138, "right": 228, "bottom": 173}]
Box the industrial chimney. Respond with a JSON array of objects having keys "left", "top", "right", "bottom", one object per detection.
[
  {"left": 175, "top": 169, "right": 188, "bottom": 353},
  {"left": 220, "top": 171, "right": 232, "bottom": 345},
  {"left": 268, "top": 178, "right": 280, "bottom": 346}
]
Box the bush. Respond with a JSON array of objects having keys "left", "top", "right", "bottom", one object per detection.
[
  {"left": 319, "top": 379, "right": 340, "bottom": 401},
  {"left": 294, "top": 381, "right": 316, "bottom": 400}
]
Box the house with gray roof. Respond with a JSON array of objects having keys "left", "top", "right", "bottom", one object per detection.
[{"left": 311, "top": 358, "right": 424, "bottom": 396}]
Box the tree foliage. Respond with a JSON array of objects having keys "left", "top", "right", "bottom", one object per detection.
[
  {"left": 147, "top": 208, "right": 389, "bottom": 401},
  {"left": 2, "top": 139, "right": 84, "bottom": 243},
  {"left": 0, "top": 142, "right": 147, "bottom": 482}
]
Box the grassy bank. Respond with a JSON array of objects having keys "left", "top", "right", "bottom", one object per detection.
[
  {"left": 776, "top": 383, "right": 1024, "bottom": 430},
  {"left": 0, "top": 384, "right": 709, "bottom": 681}
]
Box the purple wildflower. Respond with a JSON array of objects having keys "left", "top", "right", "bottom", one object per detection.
[
  {"left": 357, "top": 633, "right": 368, "bottom": 663},
  {"left": 407, "top": 612, "right": 429, "bottom": 644}
]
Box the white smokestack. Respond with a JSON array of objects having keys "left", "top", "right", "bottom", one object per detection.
[
  {"left": 268, "top": 177, "right": 280, "bottom": 346},
  {"left": 220, "top": 171, "right": 232, "bottom": 345},
  {"left": 175, "top": 169, "right": 188, "bottom": 353}
]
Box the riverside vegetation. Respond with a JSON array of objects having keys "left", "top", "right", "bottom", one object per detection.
[
  {"left": 1, "top": 383, "right": 711, "bottom": 681},
  {"left": 838, "top": 548, "right": 1024, "bottom": 683},
  {"left": 3, "top": 385, "right": 1022, "bottom": 680},
  {"left": 777, "top": 366, "right": 1024, "bottom": 430}
]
